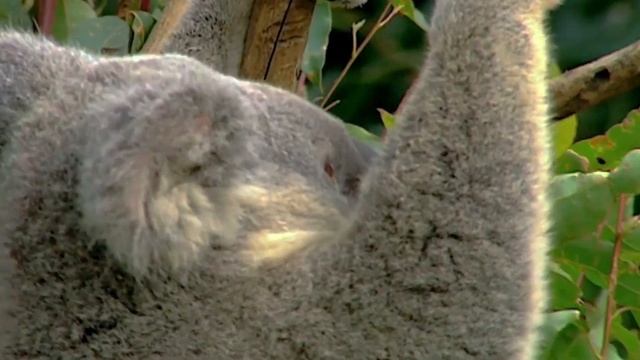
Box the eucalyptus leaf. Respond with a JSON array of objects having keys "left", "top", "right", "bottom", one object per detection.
[
  {"left": 609, "top": 150, "right": 640, "bottom": 195},
  {"left": 67, "top": 16, "right": 130, "bottom": 55},
  {"left": 390, "top": 0, "right": 428, "bottom": 31},
  {"left": 344, "top": 123, "right": 382, "bottom": 149},
  {"left": 544, "top": 323, "right": 598, "bottom": 360},
  {"left": 623, "top": 218, "right": 640, "bottom": 251},
  {"left": 377, "top": 108, "right": 395, "bottom": 130},
  {"left": 302, "top": 0, "right": 332, "bottom": 88},
  {"left": 612, "top": 317, "right": 640, "bottom": 360},
  {"left": 53, "top": 0, "right": 97, "bottom": 43},
  {"left": 549, "top": 269, "right": 581, "bottom": 309},
  {"left": 552, "top": 239, "right": 613, "bottom": 288},
  {"left": 549, "top": 172, "right": 615, "bottom": 243},
  {"left": 616, "top": 273, "right": 640, "bottom": 308},
  {"left": 572, "top": 110, "right": 640, "bottom": 171},
  {"left": 551, "top": 115, "right": 577, "bottom": 159},
  {"left": 537, "top": 310, "right": 581, "bottom": 359},
  {"left": 0, "top": 0, "right": 31, "bottom": 30},
  {"left": 128, "top": 10, "right": 156, "bottom": 53},
  {"left": 554, "top": 149, "right": 590, "bottom": 174}
]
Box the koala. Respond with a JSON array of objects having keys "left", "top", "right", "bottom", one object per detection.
[
  {"left": 0, "top": 0, "right": 554, "bottom": 358},
  {"left": 0, "top": 32, "right": 92, "bottom": 150}
]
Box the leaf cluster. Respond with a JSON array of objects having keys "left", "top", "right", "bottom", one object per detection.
[{"left": 0, "top": 0, "right": 164, "bottom": 54}]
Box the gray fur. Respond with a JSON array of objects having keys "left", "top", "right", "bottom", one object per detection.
[
  {"left": 0, "top": 0, "right": 552, "bottom": 358},
  {"left": 146, "top": 0, "right": 254, "bottom": 75},
  {"left": 0, "top": 32, "right": 91, "bottom": 150}
]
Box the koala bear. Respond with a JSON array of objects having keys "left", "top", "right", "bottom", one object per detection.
[{"left": 0, "top": 0, "right": 555, "bottom": 358}]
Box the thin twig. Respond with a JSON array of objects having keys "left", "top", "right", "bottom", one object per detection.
[
  {"left": 324, "top": 99, "right": 341, "bottom": 111},
  {"left": 320, "top": 4, "right": 401, "bottom": 108},
  {"left": 600, "top": 194, "right": 628, "bottom": 359}
]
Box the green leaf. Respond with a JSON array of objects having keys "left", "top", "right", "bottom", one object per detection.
[
  {"left": 377, "top": 108, "right": 396, "bottom": 130},
  {"left": 390, "top": 0, "right": 428, "bottom": 31},
  {"left": 551, "top": 115, "right": 577, "bottom": 159},
  {"left": 302, "top": 0, "right": 332, "bottom": 88},
  {"left": 584, "top": 292, "right": 608, "bottom": 355},
  {"left": 554, "top": 149, "right": 590, "bottom": 174},
  {"left": 543, "top": 323, "right": 598, "bottom": 360},
  {"left": 619, "top": 247, "right": 640, "bottom": 265},
  {"left": 619, "top": 223, "right": 640, "bottom": 269},
  {"left": 549, "top": 63, "right": 563, "bottom": 78},
  {"left": 67, "top": 16, "right": 130, "bottom": 55},
  {"left": 344, "top": 123, "right": 382, "bottom": 149},
  {"left": 549, "top": 269, "right": 581, "bottom": 309},
  {"left": 616, "top": 273, "right": 640, "bottom": 308},
  {"left": 549, "top": 172, "right": 615, "bottom": 243},
  {"left": 53, "top": 0, "right": 97, "bottom": 43},
  {"left": 632, "top": 311, "right": 640, "bottom": 330},
  {"left": 549, "top": 63, "right": 579, "bottom": 163},
  {"left": 611, "top": 317, "right": 640, "bottom": 360},
  {"left": 151, "top": 0, "right": 166, "bottom": 11},
  {"left": 0, "top": 0, "right": 31, "bottom": 30},
  {"left": 609, "top": 150, "right": 640, "bottom": 194},
  {"left": 556, "top": 261, "right": 583, "bottom": 283},
  {"left": 553, "top": 239, "right": 613, "bottom": 288},
  {"left": 128, "top": 10, "right": 156, "bottom": 53},
  {"left": 537, "top": 310, "right": 581, "bottom": 359},
  {"left": 572, "top": 110, "right": 640, "bottom": 171},
  {"left": 151, "top": 7, "right": 164, "bottom": 21},
  {"left": 622, "top": 218, "right": 640, "bottom": 251}
]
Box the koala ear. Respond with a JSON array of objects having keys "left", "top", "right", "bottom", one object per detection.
[
  {"left": 311, "top": 136, "right": 338, "bottom": 179},
  {"left": 77, "top": 81, "right": 244, "bottom": 279}
]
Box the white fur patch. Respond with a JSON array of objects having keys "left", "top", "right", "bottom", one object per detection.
[
  {"left": 80, "top": 154, "right": 238, "bottom": 278},
  {"left": 231, "top": 183, "right": 347, "bottom": 267}
]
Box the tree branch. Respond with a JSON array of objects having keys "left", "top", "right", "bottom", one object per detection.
[
  {"left": 240, "top": 0, "right": 314, "bottom": 91},
  {"left": 551, "top": 39, "right": 640, "bottom": 121},
  {"left": 600, "top": 194, "right": 628, "bottom": 359},
  {"left": 141, "top": 0, "right": 191, "bottom": 54}
]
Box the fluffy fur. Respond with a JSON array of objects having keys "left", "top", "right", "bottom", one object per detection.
[
  {"left": 142, "top": 0, "right": 254, "bottom": 75},
  {"left": 0, "top": 0, "right": 552, "bottom": 358}
]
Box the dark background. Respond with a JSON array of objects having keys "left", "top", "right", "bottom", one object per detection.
[{"left": 324, "top": 0, "right": 640, "bottom": 140}]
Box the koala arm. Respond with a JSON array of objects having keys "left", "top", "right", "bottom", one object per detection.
[{"left": 309, "top": 0, "right": 552, "bottom": 358}]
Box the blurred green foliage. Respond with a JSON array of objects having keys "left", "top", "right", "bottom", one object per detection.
[
  {"left": 5, "top": 0, "right": 640, "bottom": 358},
  {"left": 0, "top": 0, "right": 165, "bottom": 54},
  {"left": 322, "top": 0, "right": 640, "bottom": 140}
]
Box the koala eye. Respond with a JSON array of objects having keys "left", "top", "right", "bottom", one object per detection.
[{"left": 324, "top": 160, "right": 335, "bottom": 180}]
